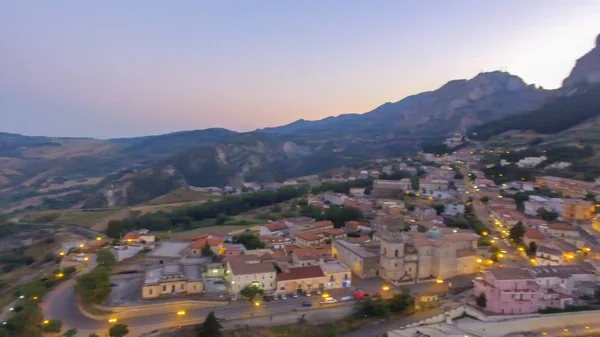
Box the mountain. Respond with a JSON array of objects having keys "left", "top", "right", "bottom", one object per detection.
[
  {"left": 563, "top": 34, "right": 600, "bottom": 88},
  {"left": 263, "top": 71, "right": 551, "bottom": 137},
  {"left": 471, "top": 84, "right": 600, "bottom": 140}
]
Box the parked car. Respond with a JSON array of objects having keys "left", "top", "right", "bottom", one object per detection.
[
  {"left": 316, "top": 289, "right": 322, "bottom": 295},
  {"left": 340, "top": 296, "right": 353, "bottom": 302},
  {"left": 302, "top": 301, "right": 312, "bottom": 307},
  {"left": 292, "top": 293, "right": 299, "bottom": 298},
  {"left": 263, "top": 295, "right": 273, "bottom": 302},
  {"left": 281, "top": 294, "right": 287, "bottom": 300},
  {"left": 305, "top": 292, "right": 312, "bottom": 297},
  {"left": 353, "top": 291, "right": 370, "bottom": 300},
  {"left": 319, "top": 297, "right": 338, "bottom": 305}
]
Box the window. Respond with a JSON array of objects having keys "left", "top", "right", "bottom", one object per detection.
[
  {"left": 149, "top": 289, "right": 153, "bottom": 295},
  {"left": 181, "top": 284, "right": 184, "bottom": 289},
  {"left": 344, "top": 274, "right": 348, "bottom": 280},
  {"left": 330, "top": 275, "right": 334, "bottom": 282},
  {"left": 193, "top": 285, "right": 196, "bottom": 290},
  {"left": 395, "top": 249, "right": 399, "bottom": 257},
  {"left": 163, "top": 285, "right": 166, "bottom": 291}
]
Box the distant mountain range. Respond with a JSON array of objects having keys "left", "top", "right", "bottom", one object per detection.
[{"left": 2, "top": 34, "right": 600, "bottom": 210}]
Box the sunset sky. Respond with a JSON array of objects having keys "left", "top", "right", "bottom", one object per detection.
[{"left": 1, "top": 0, "right": 600, "bottom": 138}]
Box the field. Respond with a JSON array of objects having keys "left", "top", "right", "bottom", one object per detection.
[
  {"left": 23, "top": 209, "right": 128, "bottom": 229},
  {"left": 146, "top": 188, "right": 218, "bottom": 205}
]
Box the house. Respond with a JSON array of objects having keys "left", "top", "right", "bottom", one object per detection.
[
  {"left": 276, "top": 266, "right": 326, "bottom": 294},
  {"left": 332, "top": 240, "right": 380, "bottom": 279},
  {"left": 221, "top": 243, "right": 247, "bottom": 256},
  {"left": 259, "top": 235, "right": 289, "bottom": 249},
  {"left": 295, "top": 228, "right": 346, "bottom": 248},
  {"left": 560, "top": 199, "right": 595, "bottom": 222},
  {"left": 226, "top": 255, "right": 277, "bottom": 293},
  {"left": 349, "top": 188, "right": 366, "bottom": 197},
  {"left": 259, "top": 222, "right": 289, "bottom": 236},
  {"left": 523, "top": 228, "right": 545, "bottom": 246},
  {"left": 536, "top": 245, "right": 567, "bottom": 266},
  {"left": 372, "top": 179, "right": 411, "bottom": 197},
  {"left": 282, "top": 217, "right": 315, "bottom": 228},
  {"left": 189, "top": 235, "right": 224, "bottom": 256},
  {"left": 490, "top": 207, "right": 529, "bottom": 227},
  {"left": 290, "top": 248, "right": 332, "bottom": 267},
  {"left": 123, "top": 229, "right": 155, "bottom": 245},
  {"left": 547, "top": 223, "right": 579, "bottom": 239},
  {"left": 473, "top": 268, "right": 540, "bottom": 314},
  {"left": 322, "top": 192, "right": 348, "bottom": 205},
  {"left": 142, "top": 263, "right": 204, "bottom": 299},
  {"left": 321, "top": 261, "right": 352, "bottom": 289},
  {"left": 345, "top": 221, "right": 371, "bottom": 232}
]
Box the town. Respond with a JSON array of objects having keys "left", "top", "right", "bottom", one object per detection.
[{"left": 4, "top": 134, "right": 600, "bottom": 337}]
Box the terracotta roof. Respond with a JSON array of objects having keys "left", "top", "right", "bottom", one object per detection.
[
  {"left": 313, "top": 220, "right": 334, "bottom": 229},
  {"left": 315, "top": 228, "right": 346, "bottom": 237},
  {"left": 488, "top": 268, "right": 533, "bottom": 280},
  {"left": 549, "top": 223, "right": 577, "bottom": 231},
  {"left": 345, "top": 221, "right": 362, "bottom": 230},
  {"left": 295, "top": 232, "right": 321, "bottom": 241},
  {"left": 293, "top": 247, "right": 331, "bottom": 258},
  {"left": 276, "top": 266, "right": 325, "bottom": 281},
  {"left": 123, "top": 232, "right": 141, "bottom": 240},
  {"left": 264, "top": 222, "right": 288, "bottom": 232},
  {"left": 283, "top": 244, "right": 301, "bottom": 255},
  {"left": 227, "top": 255, "right": 276, "bottom": 275},
  {"left": 190, "top": 236, "right": 224, "bottom": 249},
  {"left": 173, "top": 233, "right": 209, "bottom": 242},
  {"left": 524, "top": 228, "right": 545, "bottom": 240}
]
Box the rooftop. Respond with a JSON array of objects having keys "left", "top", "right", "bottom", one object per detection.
[
  {"left": 488, "top": 268, "right": 534, "bottom": 280},
  {"left": 549, "top": 222, "right": 577, "bottom": 231},
  {"left": 320, "top": 261, "right": 350, "bottom": 273},
  {"left": 524, "top": 228, "right": 545, "bottom": 240},
  {"left": 147, "top": 241, "right": 190, "bottom": 259},
  {"left": 333, "top": 240, "right": 379, "bottom": 258},
  {"left": 227, "top": 255, "right": 275, "bottom": 276},
  {"left": 296, "top": 232, "right": 321, "bottom": 241},
  {"left": 276, "top": 265, "right": 325, "bottom": 281}
]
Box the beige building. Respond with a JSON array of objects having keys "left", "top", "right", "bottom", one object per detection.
[
  {"left": 142, "top": 263, "right": 204, "bottom": 299},
  {"left": 226, "top": 255, "right": 276, "bottom": 293},
  {"left": 378, "top": 227, "right": 478, "bottom": 285},
  {"left": 332, "top": 240, "right": 380, "bottom": 278},
  {"left": 276, "top": 266, "right": 326, "bottom": 294},
  {"left": 320, "top": 261, "right": 352, "bottom": 289}
]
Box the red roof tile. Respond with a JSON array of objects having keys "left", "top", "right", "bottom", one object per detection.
[
  {"left": 549, "top": 223, "right": 577, "bottom": 231},
  {"left": 525, "top": 228, "right": 545, "bottom": 240}
]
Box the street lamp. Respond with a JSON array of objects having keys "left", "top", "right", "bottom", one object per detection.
[
  {"left": 254, "top": 302, "right": 261, "bottom": 307},
  {"left": 79, "top": 244, "right": 84, "bottom": 248},
  {"left": 43, "top": 320, "right": 49, "bottom": 325},
  {"left": 56, "top": 273, "right": 64, "bottom": 278},
  {"left": 96, "top": 237, "right": 102, "bottom": 241},
  {"left": 59, "top": 252, "right": 65, "bottom": 256},
  {"left": 108, "top": 318, "right": 118, "bottom": 323},
  {"left": 382, "top": 286, "right": 390, "bottom": 291},
  {"left": 436, "top": 279, "right": 444, "bottom": 284},
  {"left": 84, "top": 257, "right": 89, "bottom": 261},
  {"left": 177, "top": 310, "right": 186, "bottom": 316}
]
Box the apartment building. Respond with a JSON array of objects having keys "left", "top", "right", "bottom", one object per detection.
[{"left": 226, "top": 255, "right": 277, "bottom": 293}]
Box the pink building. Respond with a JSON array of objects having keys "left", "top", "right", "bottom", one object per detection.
[{"left": 474, "top": 268, "right": 540, "bottom": 314}]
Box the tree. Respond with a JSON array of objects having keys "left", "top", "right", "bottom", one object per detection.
[
  {"left": 480, "top": 196, "right": 489, "bottom": 203},
  {"left": 215, "top": 213, "right": 228, "bottom": 225},
  {"left": 89, "top": 334, "right": 100, "bottom": 337},
  {"left": 42, "top": 320, "right": 62, "bottom": 333},
  {"left": 96, "top": 249, "right": 116, "bottom": 267},
  {"left": 324, "top": 206, "right": 362, "bottom": 228},
  {"left": 239, "top": 285, "right": 264, "bottom": 301},
  {"left": 108, "top": 324, "right": 129, "bottom": 337},
  {"left": 476, "top": 293, "right": 487, "bottom": 308},
  {"left": 514, "top": 192, "right": 530, "bottom": 212},
  {"left": 63, "top": 328, "right": 78, "bottom": 337},
  {"left": 201, "top": 243, "right": 213, "bottom": 257},
  {"left": 528, "top": 241, "right": 538, "bottom": 256},
  {"left": 432, "top": 204, "right": 445, "bottom": 215},
  {"left": 233, "top": 233, "right": 265, "bottom": 250},
  {"left": 354, "top": 298, "right": 389, "bottom": 318},
  {"left": 410, "top": 176, "right": 420, "bottom": 191},
  {"left": 196, "top": 311, "right": 223, "bottom": 337},
  {"left": 537, "top": 207, "right": 558, "bottom": 221},
  {"left": 18, "top": 280, "right": 48, "bottom": 299},
  {"left": 364, "top": 186, "right": 372, "bottom": 195},
  {"left": 584, "top": 192, "right": 597, "bottom": 202},
  {"left": 509, "top": 221, "right": 526, "bottom": 244},
  {"left": 389, "top": 291, "right": 413, "bottom": 313},
  {"left": 105, "top": 220, "right": 124, "bottom": 239},
  {"left": 75, "top": 266, "right": 111, "bottom": 304}
]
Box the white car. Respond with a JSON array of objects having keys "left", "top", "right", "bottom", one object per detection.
[
  {"left": 292, "top": 293, "right": 299, "bottom": 298},
  {"left": 305, "top": 292, "right": 312, "bottom": 297},
  {"left": 281, "top": 294, "right": 287, "bottom": 300},
  {"left": 320, "top": 297, "right": 338, "bottom": 304}
]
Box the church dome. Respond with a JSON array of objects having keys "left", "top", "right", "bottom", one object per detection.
[{"left": 426, "top": 226, "right": 443, "bottom": 239}]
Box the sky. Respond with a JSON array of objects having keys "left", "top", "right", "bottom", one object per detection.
[{"left": 1, "top": 1, "right": 600, "bottom": 138}]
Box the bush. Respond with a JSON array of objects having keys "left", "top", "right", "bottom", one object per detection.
[{"left": 75, "top": 267, "right": 111, "bottom": 304}]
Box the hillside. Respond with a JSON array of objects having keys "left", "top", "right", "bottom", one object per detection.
[{"left": 471, "top": 85, "right": 600, "bottom": 141}]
